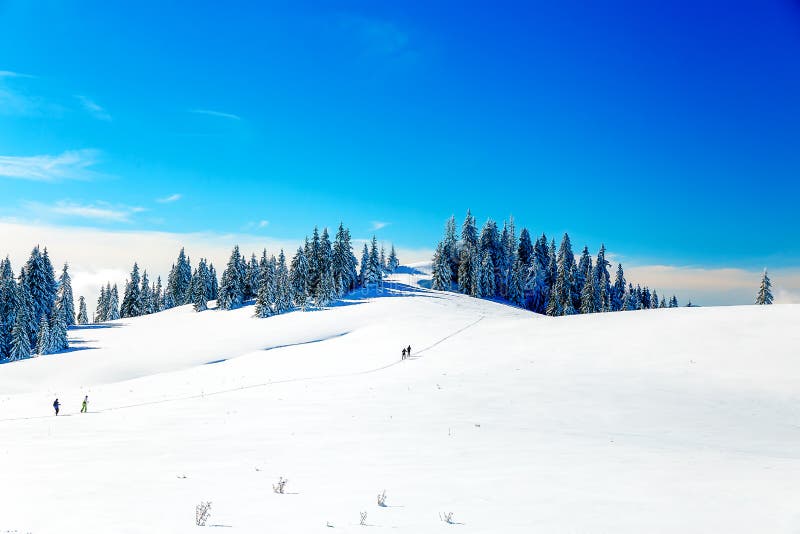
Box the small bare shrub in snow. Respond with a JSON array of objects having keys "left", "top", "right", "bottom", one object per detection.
[
  {"left": 273, "top": 476, "right": 288, "bottom": 494},
  {"left": 195, "top": 501, "right": 212, "bottom": 526},
  {"left": 376, "top": 489, "right": 387, "bottom": 507},
  {"left": 439, "top": 511, "right": 455, "bottom": 524},
  {"left": 360, "top": 511, "right": 368, "bottom": 526}
]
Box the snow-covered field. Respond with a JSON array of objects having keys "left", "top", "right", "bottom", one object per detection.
[{"left": 2, "top": 267, "right": 799, "bottom": 533}]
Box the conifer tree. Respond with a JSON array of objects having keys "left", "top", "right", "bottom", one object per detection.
[
  {"left": 48, "top": 302, "right": 68, "bottom": 352},
  {"left": 478, "top": 250, "right": 496, "bottom": 298},
  {"left": 140, "top": 270, "right": 152, "bottom": 315},
  {"left": 0, "top": 257, "right": 17, "bottom": 359},
  {"left": 756, "top": 269, "right": 773, "bottom": 305},
  {"left": 387, "top": 244, "right": 399, "bottom": 272},
  {"left": 36, "top": 315, "right": 51, "bottom": 355},
  {"left": 332, "top": 224, "right": 358, "bottom": 295},
  {"left": 218, "top": 246, "right": 245, "bottom": 310},
  {"left": 9, "top": 309, "right": 31, "bottom": 361},
  {"left": 120, "top": 263, "right": 143, "bottom": 318},
  {"left": 95, "top": 286, "right": 107, "bottom": 322},
  {"left": 443, "top": 216, "right": 459, "bottom": 282},
  {"left": 379, "top": 245, "right": 387, "bottom": 273},
  {"left": 527, "top": 263, "right": 549, "bottom": 314},
  {"left": 651, "top": 290, "right": 659, "bottom": 310},
  {"left": 461, "top": 210, "right": 478, "bottom": 251},
  {"left": 555, "top": 233, "right": 577, "bottom": 314},
  {"left": 624, "top": 284, "right": 639, "bottom": 311},
  {"left": 290, "top": 247, "right": 310, "bottom": 311},
  {"left": 307, "top": 228, "right": 321, "bottom": 294},
  {"left": 254, "top": 251, "right": 276, "bottom": 318},
  {"left": 458, "top": 246, "right": 478, "bottom": 296},
  {"left": 507, "top": 258, "right": 526, "bottom": 307},
  {"left": 108, "top": 284, "right": 120, "bottom": 320},
  {"left": 208, "top": 264, "right": 219, "bottom": 301},
  {"left": 23, "top": 246, "right": 57, "bottom": 340},
  {"left": 191, "top": 259, "right": 210, "bottom": 312},
  {"left": 610, "top": 263, "right": 626, "bottom": 311},
  {"left": 315, "top": 265, "right": 336, "bottom": 308},
  {"left": 431, "top": 242, "right": 452, "bottom": 291},
  {"left": 669, "top": 295, "right": 678, "bottom": 308},
  {"left": 660, "top": 297, "right": 667, "bottom": 308},
  {"left": 580, "top": 265, "right": 596, "bottom": 314},
  {"left": 575, "top": 246, "right": 592, "bottom": 300},
  {"left": 275, "top": 250, "right": 292, "bottom": 313},
  {"left": 77, "top": 296, "right": 88, "bottom": 325},
  {"left": 359, "top": 244, "right": 369, "bottom": 287},
  {"left": 517, "top": 228, "right": 533, "bottom": 267},
  {"left": 56, "top": 263, "right": 75, "bottom": 325},
  {"left": 154, "top": 276, "right": 164, "bottom": 312}
]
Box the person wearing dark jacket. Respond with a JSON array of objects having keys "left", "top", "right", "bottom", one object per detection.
[
  {"left": 402, "top": 348, "right": 407, "bottom": 360},
  {"left": 53, "top": 398, "right": 60, "bottom": 416},
  {"left": 407, "top": 345, "right": 411, "bottom": 357}
]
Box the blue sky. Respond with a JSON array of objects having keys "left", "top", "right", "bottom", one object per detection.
[{"left": 1, "top": 0, "right": 799, "bottom": 280}]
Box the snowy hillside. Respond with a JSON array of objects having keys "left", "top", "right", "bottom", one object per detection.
[{"left": 2, "top": 267, "right": 800, "bottom": 533}]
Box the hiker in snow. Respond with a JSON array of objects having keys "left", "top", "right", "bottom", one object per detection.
[
  {"left": 407, "top": 345, "right": 411, "bottom": 358},
  {"left": 53, "top": 398, "right": 60, "bottom": 416},
  {"left": 81, "top": 395, "right": 88, "bottom": 413},
  {"left": 402, "top": 348, "right": 407, "bottom": 360}
]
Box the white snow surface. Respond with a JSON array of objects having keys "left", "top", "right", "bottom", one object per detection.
[{"left": 2, "top": 265, "right": 800, "bottom": 533}]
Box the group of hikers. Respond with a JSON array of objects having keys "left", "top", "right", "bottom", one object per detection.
[
  {"left": 401, "top": 345, "right": 412, "bottom": 360},
  {"left": 53, "top": 395, "right": 88, "bottom": 416}
]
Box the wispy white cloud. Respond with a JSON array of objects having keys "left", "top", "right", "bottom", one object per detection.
[
  {"left": 188, "top": 109, "right": 241, "bottom": 121},
  {"left": 0, "top": 150, "right": 104, "bottom": 182},
  {"left": 0, "top": 70, "right": 34, "bottom": 78},
  {"left": 244, "top": 220, "right": 270, "bottom": 230},
  {"left": 24, "top": 201, "right": 146, "bottom": 223},
  {"left": 371, "top": 221, "right": 390, "bottom": 231},
  {"left": 156, "top": 193, "right": 182, "bottom": 204},
  {"left": 75, "top": 95, "right": 111, "bottom": 121}
]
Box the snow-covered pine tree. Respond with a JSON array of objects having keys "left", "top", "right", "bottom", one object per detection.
[
  {"left": 555, "top": 233, "right": 577, "bottom": 314},
  {"left": 307, "top": 228, "right": 321, "bottom": 295},
  {"left": 458, "top": 245, "right": 477, "bottom": 296},
  {"left": 575, "top": 246, "right": 592, "bottom": 301},
  {"left": 379, "top": 245, "right": 387, "bottom": 274},
  {"left": 507, "top": 258, "right": 526, "bottom": 307},
  {"left": 526, "top": 263, "right": 549, "bottom": 314},
  {"left": 23, "top": 246, "right": 57, "bottom": 341},
  {"left": 610, "top": 263, "right": 626, "bottom": 311},
  {"left": 140, "top": 270, "right": 153, "bottom": 315},
  {"left": 500, "top": 217, "right": 517, "bottom": 297},
  {"left": 77, "top": 296, "right": 88, "bottom": 325},
  {"left": 580, "top": 264, "right": 596, "bottom": 314},
  {"left": 48, "top": 301, "right": 68, "bottom": 352},
  {"left": 56, "top": 263, "right": 75, "bottom": 325},
  {"left": 36, "top": 315, "right": 50, "bottom": 355},
  {"left": 243, "top": 253, "right": 259, "bottom": 301},
  {"left": 660, "top": 297, "right": 667, "bottom": 308},
  {"left": 315, "top": 264, "right": 336, "bottom": 308},
  {"left": 478, "top": 250, "right": 496, "bottom": 298},
  {"left": 479, "top": 219, "right": 501, "bottom": 297},
  {"left": 756, "top": 269, "right": 773, "bottom": 305},
  {"left": 319, "top": 227, "right": 333, "bottom": 283},
  {"left": 669, "top": 295, "right": 678, "bottom": 308},
  {"left": 108, "top": 284, "right": 120, "bottom": 320},
  {"left": 95, "top": 285, "right": 107, "bottom": 322},
  {"left": 208, "top": 264, "right": 219, "bottom": 301},
  {"left": 624, "top": 284, "right": 638, "bottom": 311},
  {"left": 431, "top": 242, "right": 452, "bottom": 291},
  {"left": 593, "top": 244, "right": 611, "bottom": 312},
  {"left": 166, "top": 248, "right": 192, "bottom": 307},
  {"left": 275, "top": 250, "right": 293, "bottom": 313},
  {"left": 218, "top": 246, "right": 245, "bottom": 310},
  {"left": 290, "top": 247, "right": 310, "bottom": 311},
  {"left": 517, "top": 228, "right": 534, "bottom": 267},
  {"left": 387, "top": 244, "right": 399, "bottom": 273},
  {"left": 363, "top": 236, "right": 383, "bottom": 287},
  {"left": 154, "top": 276, "right": 164, "bottom": 312},
  {"left": 254, "top": 251, "right": 276, "bottom": 318},
  {"left": 9, "top": 308, "right": 31, "bottom": 361},
  {"left": 0, "top": 257, "right": 17, "bottom": 359},
  {"left": 120, "top": 263, "right": 143, "bottom": 318},
  {"left": 331, "top": 224, "right": 358, "bottom": 295},
  {"left": 651, "top": 290, "right": 659, "bottom": 310},
  {"left": 358, "top": 244, "right": 369, "bottom": 287},
  {"left": 461, "top": 210, "right": 478, "bottom": 251},
  {"left": 443, "top": 215, "right": 459, "bottom": 283},
  {"left": 191, "top": 259, "right": 210, "bottom": 312}
]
